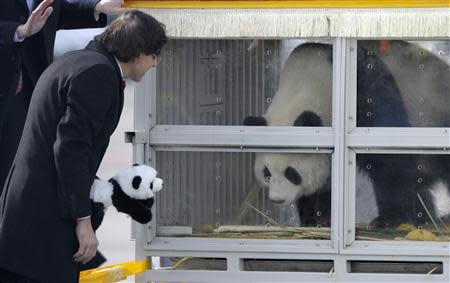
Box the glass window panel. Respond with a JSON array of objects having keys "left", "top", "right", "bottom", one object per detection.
[
  {"left": 156, "top": 39, "right": 333, "bottom": 127},
  {"left": 356, "top": 40, "right": 450, "bottom": 127},
  {"left": 355, "top": 154, "right": 450, "bottom": 242},
  {"left": 155, "top": 151, "right": 332, "bottom": 240}
]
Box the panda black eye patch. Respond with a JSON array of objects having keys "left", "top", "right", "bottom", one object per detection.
[
  {"left": 132, "top": 176, "right": 142, "bottom": 189},
  {"left": 263, "top": 166, "right": 272, "bottom": 179},
  {"left": 284, "top": 166, "right": 302, "bottom": 185}
]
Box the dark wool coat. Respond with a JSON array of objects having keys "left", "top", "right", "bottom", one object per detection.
[
  {"left": 0, "top": 40, "right": 124, "bottom": 283},
  {"left": 0, "top": 0, "right": 107, "bottom": 190}
]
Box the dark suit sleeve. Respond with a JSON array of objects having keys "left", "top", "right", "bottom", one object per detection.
[
  {"left": 58, "top": 0, "right": 107, "bottom": 30},
  {"left": 53, "top": 64, "right": 116, "bottom": 219},
  {"left": 0, "top": 21, "right": 21, "bottom": 46}
]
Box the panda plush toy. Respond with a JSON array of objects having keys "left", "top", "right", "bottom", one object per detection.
[
  {"left": 244, "top": 41, "right": 450, "bottom": 228},
  {"left": 80, "top": 164, "right": 163, "bottom": 271},
  {"left": 89, "top": 164, "right": 163, "bottom": 231}
]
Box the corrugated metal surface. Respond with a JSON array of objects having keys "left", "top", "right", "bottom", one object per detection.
[
  {"left": 156, "top": 39, "right": 281, "bottom": 125},
  {"left": 154, "top": 39, "right": 330, "bottom": 235}
]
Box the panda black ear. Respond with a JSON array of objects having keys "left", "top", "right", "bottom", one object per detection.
[
  {"left": 243, "top": 116, "right": 267, "bottom": 126},
  {"left": 132, "top": 176, "right": 142, "bottom": 190},
  {"left": 294, "top": 111, "right": 323, "bottom": 127}
]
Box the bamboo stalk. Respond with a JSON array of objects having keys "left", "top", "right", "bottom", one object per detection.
[{"left": 417, "top": 193, "right": 443, "bottom": 235}]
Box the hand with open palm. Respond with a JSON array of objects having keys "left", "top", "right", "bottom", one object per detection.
[{"left": 16, "top": 0, "right": 54, "bottom": 40}]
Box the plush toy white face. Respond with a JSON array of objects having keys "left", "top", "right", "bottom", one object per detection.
[
  {"left": 114, "top": 164, "right": 163, "bottom": 200},
  {"left": 254, "top": 153, "right": 330, "bottom": 205}
]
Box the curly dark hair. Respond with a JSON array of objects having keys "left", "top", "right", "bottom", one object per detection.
[{"left": 95, "top": 10, "right": 167, "bottom": 62}]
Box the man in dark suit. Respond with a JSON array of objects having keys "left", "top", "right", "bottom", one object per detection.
[
  {"left": 0, "top": 10, "right": 167, "bottom": 283},
  {"left": 0, "top": 0, "right": 127, "bottom": 193}
]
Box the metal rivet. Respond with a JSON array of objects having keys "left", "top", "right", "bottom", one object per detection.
[
  {"left": 266, "top": 50, "right": 272, "bottom": 55},
  {"left": 367, "top": 98, "right": 373, "bottom": 104},
  {"left": 419, "top": 64, "right": 424, "bottom": 69},
  {"left": 290, "top": 204, "right": 295, "bottom": 209},
  {"left": 417, "top": 177, "right": 423, "bottom": 183},
  {"left": 366, "top": 164, "right": 372, "bottom": 170},
  {"left": 366, "top": 112, "right": 372, "bottom": 117},
  {"left": 265, "top": 176, "right": 271, "bottom": 182},
  {"left": 417, "top": 164, "right": 423, "bottom": 170},
  {"left": 316, "top": 211, "right": 322, "bottom": 217},
  {"left": 266, "top": 64, "right": 272, "bottom": 69},
  {"left": 266, "top": 210, "right": 271, "bottom": 216},
  {"left": 266, "top": 97, "right": 272, "bottom": 103},
  {"left": 289, "top": 217, "right": 295, "bottom": 223},
  {"left": 367, "top": 64, "right": 373, "bottom": 69},
  {"left": 417, "top": 212, "right": 423, "bottom": 217},
  {"left": 367, "top": 50, "right": 374, "bottom": 55}
]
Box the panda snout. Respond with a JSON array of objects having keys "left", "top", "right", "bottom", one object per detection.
[{"left": 132, "top": 176, "right": 142, "bottom": 190}]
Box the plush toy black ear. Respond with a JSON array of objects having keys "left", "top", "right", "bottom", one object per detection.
[
  {"left": 293, "top": 111, "right": 323, "bottom": 127},
  {"left": 243, "top": 116, "right": 267, "bottom": 126}
]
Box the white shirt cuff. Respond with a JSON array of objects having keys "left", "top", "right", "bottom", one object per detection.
[{"left": 13, "top": 29, "right": 24, "bottom": 42}]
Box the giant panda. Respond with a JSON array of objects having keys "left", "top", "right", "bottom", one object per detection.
[{"left": 244, "top": 41, "right": 450, "bottom": 228}]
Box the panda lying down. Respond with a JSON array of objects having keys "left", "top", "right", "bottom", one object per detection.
[{"left": 244, "top": 41, "right": 450, "bottom": 228}]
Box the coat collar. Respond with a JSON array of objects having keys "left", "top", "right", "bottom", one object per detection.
[
  {"left": 85, "top": 40, "right": 125, "bottom": 129},
  {"left": 85, "top": 40, "right": 123, "bottom": 84}
]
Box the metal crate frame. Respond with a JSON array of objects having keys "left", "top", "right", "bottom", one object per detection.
[{"left": 127, "top": 38, "right": 450, "bottom": 283}]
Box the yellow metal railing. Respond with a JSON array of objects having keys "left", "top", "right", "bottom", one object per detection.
[{"left": 79, "top": 261, "right": 149, "bottom": 283}]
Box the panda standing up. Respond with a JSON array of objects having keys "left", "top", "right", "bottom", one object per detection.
[{"left": 245, "top": 41, "right": 450, "bottom": 228}]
